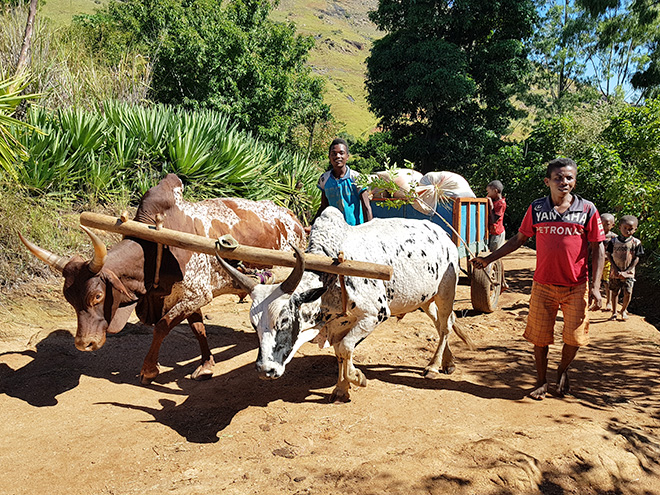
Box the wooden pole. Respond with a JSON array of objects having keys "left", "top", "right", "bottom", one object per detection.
[{"left": 80, "top": 212, "right": 393, "bottom": 281}]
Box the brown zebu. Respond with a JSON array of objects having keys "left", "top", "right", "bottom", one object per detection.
[{"left": 20, "top": 174, "right": 306, "bottom": 383}]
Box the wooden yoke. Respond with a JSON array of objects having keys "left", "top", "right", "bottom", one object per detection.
[{"left": 79, "top": 212, "right": 393, "bottom": 281}]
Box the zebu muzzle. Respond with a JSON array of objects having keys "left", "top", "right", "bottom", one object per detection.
[{"left": 256, "top": 362, "right": 284, "bottom": 380}]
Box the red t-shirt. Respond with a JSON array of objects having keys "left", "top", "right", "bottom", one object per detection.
[
  {"left": 519, "top": 195, "right": 605, "bottom": 286},
  {"left": 489, "top": 197, "right": 506, "bottom": 235}
]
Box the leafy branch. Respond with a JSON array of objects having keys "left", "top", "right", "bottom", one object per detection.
[
  {"left": 358, "top": 161, "right": 456, "bottom": 211},
  {"left": 357, "top": 162, "right": 419, "bottom": 209}
]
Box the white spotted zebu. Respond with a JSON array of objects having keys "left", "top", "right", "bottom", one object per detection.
[
  {"left": 19, "top": 174, "right": 306, "bottom": 383},
  {"left": 217, "top": 206, "right": 474, "bottom": 402}
]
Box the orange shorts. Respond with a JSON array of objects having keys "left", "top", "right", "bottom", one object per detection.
[{"left": 523, "top": 281, "right": 590, "bottom": 347}]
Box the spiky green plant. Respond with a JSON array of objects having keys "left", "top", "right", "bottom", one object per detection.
[
  {"left": 168, "top": 111, "right": 220, "bottom": 179},
  {"left": 269, "top": 147, "right": 322, "bottom": 224},
  {"left": 102, "top": 100, "right": 172, "bottom": 158},
  {"left": 16, "top": 105, "right": 83, "bottom": 196},
  {"left": 13, "top": 101, "right": 322, "bottom": 214},
  {"left": 58, "top": 106, "right": 108, "bottom": 153},
  {"left": 0, "top": 73, "right": 41, "bottom": 180}
]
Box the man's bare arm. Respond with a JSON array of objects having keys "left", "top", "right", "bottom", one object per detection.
[
  {"left": 471, "top": 231, "right": 530, "bottom": 269},
  {"left": 360, "top": 189, "right": 373, "bottom": 222}
]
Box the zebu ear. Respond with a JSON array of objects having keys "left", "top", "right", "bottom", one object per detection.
[
  {"left": 292, "top": 286, "right": 327, "bottom": 306},
  {"left": 102, "top": 269, "right": 135, "bottom": 301}
]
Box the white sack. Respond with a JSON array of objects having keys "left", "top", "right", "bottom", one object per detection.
[{"left": 413, "top": 171, "right": 476, "bottom": 214}]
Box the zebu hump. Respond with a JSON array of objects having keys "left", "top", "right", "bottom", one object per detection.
[{"left": 201, "top": 198, "right": 305, "bottom": 251}]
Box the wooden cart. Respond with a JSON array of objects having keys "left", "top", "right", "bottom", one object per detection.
[{"left": 371, "top": 197, "right": 502, "bottom": 312}]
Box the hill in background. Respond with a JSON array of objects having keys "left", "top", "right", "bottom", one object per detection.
[
  {"left": 39, "top": 0, "right": 381, "bottom": 138},
  {"left": 41, "top": 0, "right": 104, "bottom": 24},
  {"left": 271, "top": 0, "right": 380, "bottom": 138}
]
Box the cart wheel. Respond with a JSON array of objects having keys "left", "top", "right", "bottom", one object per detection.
[{"left": 470, "top": 255, "right": 502, "bottom": 313}]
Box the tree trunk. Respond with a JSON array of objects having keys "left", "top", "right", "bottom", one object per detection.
[{"left": 14, "top": 0, "right": 39, "bottom": 79}]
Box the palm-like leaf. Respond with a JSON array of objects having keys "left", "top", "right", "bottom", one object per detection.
[
  {"left": 57, "top": 106, "right": 108, "bottom": 153},
  {"left": 0, "top": 73, "right": 42, "bottom": 180},
  {"left": 103, "top": 100, "right": 173, "bottom": 157},
  {"left": 168, "top": 111, "right": 216, "bottom": 177},
  {"left": 267, "top": 148, "right": 322, "bottom": 223}
]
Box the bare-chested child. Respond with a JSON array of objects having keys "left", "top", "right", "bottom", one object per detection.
[
  {"left": 471, "top": 158, "right": 605, "bottom": 400},
  {"left": 599, "top": 213, "right": 617, "bottom": 311},
  {"left": 606, "top": 215, "right": 644, "bottom": 321}
]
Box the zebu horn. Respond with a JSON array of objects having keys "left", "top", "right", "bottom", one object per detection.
[
  {"left": 279, "top": 244, "right": 306, "bottom": 295},
  {"left": 214, "top": 251, "right": 258, "bottom": 293},
  {"left": 18, "top": 233, "right": 69, "bottom": 273},
  {"left": 80, "top": 225, "right": 107, "bottom": 273}
]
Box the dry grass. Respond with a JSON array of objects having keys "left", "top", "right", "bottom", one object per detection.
[
  {"left": 1, "top": 4, "right": 151, "bottom": 109},
  {"left": 0, "top": 182, "right": 126, "bottom": 291}
]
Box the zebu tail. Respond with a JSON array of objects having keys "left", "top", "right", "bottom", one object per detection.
[{"left": 451, "top": 313, "right": 476, "bottom": 351}]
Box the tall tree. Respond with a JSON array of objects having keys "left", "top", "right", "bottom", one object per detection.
[
  {"left": 528, "top": 0, "right": 596, "bottom": 109},
  {"left": 529, "top": 0, "right": 660, "bottom": 105},
  {"left": 365, "top": 0, "right": 536, "bottom": 173},
  {"left": 76, "top": 0, "right": 330, "bottom": 149},
  {"left": 579, "top": 0, "right": 660, "bottom": 98}
]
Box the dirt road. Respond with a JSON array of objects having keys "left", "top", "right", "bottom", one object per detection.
[{"left": 1, "top": 247, "right": 659, "bottom": 494}]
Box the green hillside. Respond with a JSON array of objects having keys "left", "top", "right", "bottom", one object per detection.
[
  {"left": 39, "top": 0, "right": 381, "bottom": 138},
  {"left": 270, "top": 0, "right": 381, "bottom": 138},
  {"left": 41, "top": 0, "right": 105, "bottom": 25}
]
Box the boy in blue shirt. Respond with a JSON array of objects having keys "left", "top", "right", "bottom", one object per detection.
[{"left": 308, "top": 138, "right": 373, "bottom": 231}]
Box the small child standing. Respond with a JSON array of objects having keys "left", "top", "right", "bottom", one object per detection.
[
  {"left": 606, "top": 215, "right": 644, "bottom": 321},
  {"left": 599, "top": 213, "right": 617, "bottom": 310},
  {"left": 486, "top": 180, "right": 508, "bottom": 290}
]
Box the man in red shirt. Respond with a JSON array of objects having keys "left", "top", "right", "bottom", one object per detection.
[
  {"left": 471, "top": 158, "right": 605, "bottom": 400},
  {"left": 487, "top": 180, "right": 508, "bottom": 290}
]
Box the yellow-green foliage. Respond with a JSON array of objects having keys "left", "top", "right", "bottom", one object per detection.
[{"left": 21, "top": 0, "right": 380, "bottom": 137}]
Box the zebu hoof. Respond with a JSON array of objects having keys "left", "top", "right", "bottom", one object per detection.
[
  {"left": 350, "top": 369, "right": 367, "bottom": 388},
  {"left": 139, "top": 364, "right": 160, "bottom": 384},
  {"left": 191, "top": 364, "right": 214, "bottom": 381},
  {"left": 423, "top": 367, "right": 442, "bottom": 379},
  {"left": 442, "top": 364, "right": 456, "bottom": 375},
  {"left": 330, "top": 387, "right": 351, "bottom": 403},
  {"left": 140, "top": 371, "right": 157, "bottom": 385}
]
